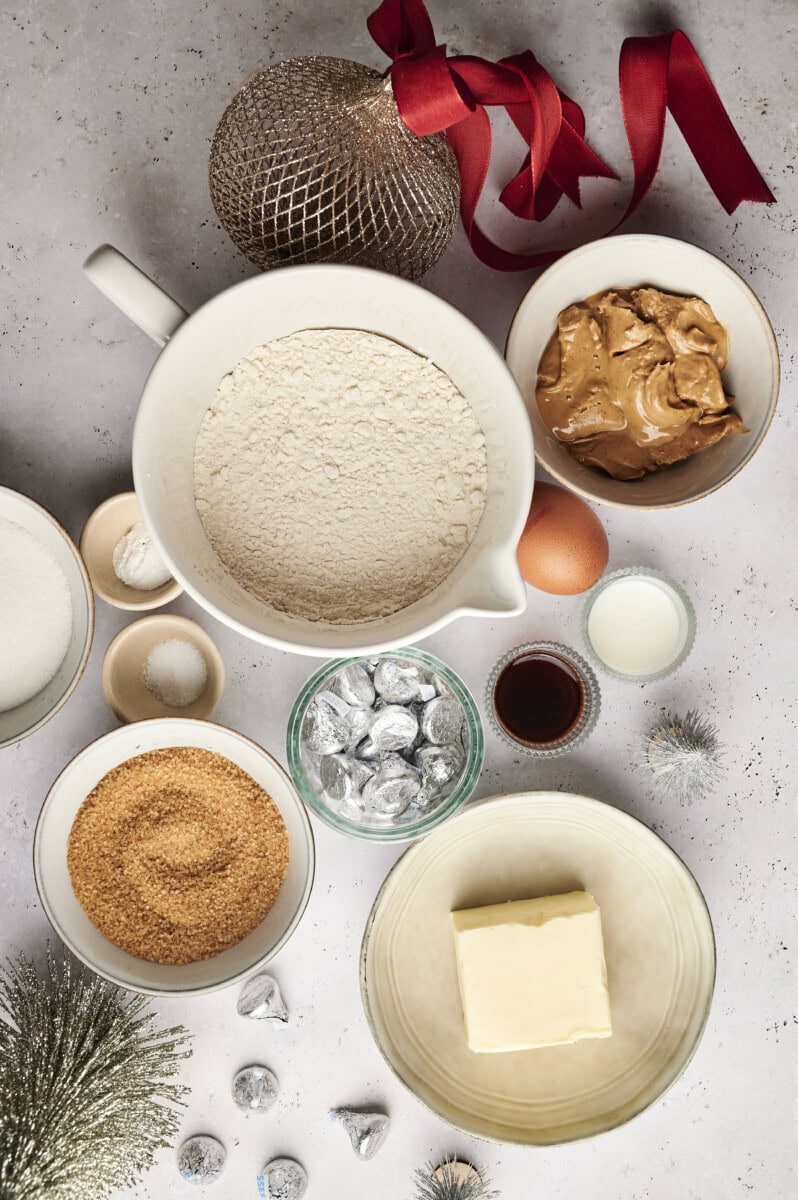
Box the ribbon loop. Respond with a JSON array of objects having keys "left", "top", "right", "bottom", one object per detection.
[{"left": 391, "top": 45, "right": 474, "bottom": 136}]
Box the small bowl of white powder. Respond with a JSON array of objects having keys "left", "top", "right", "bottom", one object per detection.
[
  {"left": 0, "top": 486, "right": 94, "bottom": 748},
  {"left": 102, "top": 614, "right": 224, "bottom": 723},
  {"left": 80, "top": 492, "right": 182, "bottom": 611}
]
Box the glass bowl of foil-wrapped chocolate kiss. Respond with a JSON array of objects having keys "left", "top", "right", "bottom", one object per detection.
[{"left": 286, "top": 649, "right": 483, "bottom": 841}]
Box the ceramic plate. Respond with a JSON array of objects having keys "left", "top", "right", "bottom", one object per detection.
[{"left": 360, "top": 792, "right": 715, "bottom": 1144}]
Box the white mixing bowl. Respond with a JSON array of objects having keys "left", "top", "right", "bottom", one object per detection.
[
  {"left": 0, "top": 487, "right": 94, "bottom": 748},
  {"left": 84, "top": 246, "right": 534, "bottom": 655},
  {"left": 506, "top": 235, "right": 779, "bottom": 510}
]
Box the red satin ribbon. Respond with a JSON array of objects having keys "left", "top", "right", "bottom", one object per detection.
[{"left": 367, "top": 0, "right": 775, "bottom": 271}]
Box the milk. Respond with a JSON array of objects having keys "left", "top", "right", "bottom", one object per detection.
[{"left": 587, "top": 576, "right": 688, "bottom": 677}]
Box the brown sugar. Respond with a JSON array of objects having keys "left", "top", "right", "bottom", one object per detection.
[{"left": 67, "top": 746, "right": 290, "bottom": 965}]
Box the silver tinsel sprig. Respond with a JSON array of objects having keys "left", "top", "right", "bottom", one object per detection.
[
  {"left": 644, "top": 708, "right": 725, "bottom": 805},
  {"left": 413, "top": 1159, "right": 498, "bottom": 1200},
  {"left": 0, "top": 950, "right": 191, "bottom": 1199}
]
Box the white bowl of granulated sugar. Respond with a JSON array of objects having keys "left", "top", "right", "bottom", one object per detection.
[{"left": 0, "top": 487, "right": 94, "bottom": 748}]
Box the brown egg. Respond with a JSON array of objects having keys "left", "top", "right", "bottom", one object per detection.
[{"left": 517, "top": 482, "right": 609, "bottom": 595}]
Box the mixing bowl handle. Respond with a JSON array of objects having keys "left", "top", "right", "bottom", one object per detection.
[{"left": 83, "top": 244, "right": 189, "bottom": 348}]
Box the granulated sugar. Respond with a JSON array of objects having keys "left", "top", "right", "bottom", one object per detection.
[
  {"left": 0, "top": 518, "right": 73, "bottom": 712},
  {"left": 193, "top": 329, "right": 488, "bottom": 624}
]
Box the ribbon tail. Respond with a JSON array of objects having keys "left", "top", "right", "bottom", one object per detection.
[
  {"left": 618, "top": 30, "right": 774, "bottom": 223},
  {"left": 665, "top": 30, "right": 775, "bottom": 213}
]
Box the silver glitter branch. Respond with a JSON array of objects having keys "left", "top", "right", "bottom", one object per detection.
[
  {"left": 413, "top": 1160, "right": 498, "bottom": 1200},
  {"left": 0, "top": 950, "right": 191, "bottom": 1199},
  {"left": 644, "top": 709, "right": 725, "bottom": 804}
]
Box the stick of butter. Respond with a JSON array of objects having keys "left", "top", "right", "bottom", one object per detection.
[{"left": 451, "top": 891, "right": 612, "bottom": 1053}]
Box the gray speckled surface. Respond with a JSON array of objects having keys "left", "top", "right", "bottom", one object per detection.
[{"left": 1, "top": 0, "right": 796, "bottom": 1196}]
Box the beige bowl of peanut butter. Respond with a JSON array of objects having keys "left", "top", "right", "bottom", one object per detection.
[{"left": 506, "top": 234, "right": 779, "bottom": 509}]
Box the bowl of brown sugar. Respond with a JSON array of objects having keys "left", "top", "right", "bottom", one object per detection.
[{"left": 34, "top": 719, "right": 315, "bottom": 996}]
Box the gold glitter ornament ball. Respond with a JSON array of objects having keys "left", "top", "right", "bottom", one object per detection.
[{"left": 209, "top": 56, "right": 460, "bottom": 280}]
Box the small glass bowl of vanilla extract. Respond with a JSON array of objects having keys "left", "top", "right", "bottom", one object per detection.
[{"left": 486, "top": 642, "right": 600, "bottom": 756}]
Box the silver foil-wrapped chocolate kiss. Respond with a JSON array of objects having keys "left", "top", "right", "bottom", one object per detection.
[
  {"left": 232, "top": 1064, "right": 279, "bottom": 1112},
  {"left": 258, "top": 1156, "right": 308, "bottom": 1199},
  {"left": 302, "top": 694, "right": 350, "bottom": 754},
  {"left": 177, "top": 1134, "right": 226, "bottom": 1184},
  {"left": 420, "top": 695, "right": 464, "bottom": 744},
  {"left": 330, "top": 1107, "right": 390, "bottom": 1159},
  {"left": 334, "top": 662, "right": 376, "bottom": 707},
  {"left": 237, "top": 973, "right": 288, "bottom": 1022},
  {"left": 368, "top": 704, "right": 418, "bottom": 751}
]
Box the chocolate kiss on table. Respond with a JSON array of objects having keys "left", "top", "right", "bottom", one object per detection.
[
  {"left": 232, "top": 1064, "right": 279, "bottom": 1112},
  {"left": 259, "top": 1157, "right": 308, "bottom": 1200},
  {"left": 330, "top": 1107, "right": 390, "bottom": 1159},
  {"left": 177, "top": 1135, "right": 226, "bottom": 1185},
  {"left": 237, "top": 973, "right": 288, "bottom": 1022}
]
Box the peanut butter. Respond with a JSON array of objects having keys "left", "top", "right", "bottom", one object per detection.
[{"left": 536, "top": 287, "right": 745, "bottom": 480}]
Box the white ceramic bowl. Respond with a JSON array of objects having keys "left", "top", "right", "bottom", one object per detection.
[
  {"left": 506, "top": 234, "right": 779, "bottom": 509},
  {"left": 84, "top": 245, "right": 534, "bottom": 655},
  {"left": 34, "top": 719, "right": 315, "bottom": 996},
  {"left": 0, "top": 487, "right": 94, "bottom": 749}
]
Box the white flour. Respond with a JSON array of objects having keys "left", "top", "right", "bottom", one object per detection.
[{"left": 193, "top": 329, "right": 488, "bottom": 624}]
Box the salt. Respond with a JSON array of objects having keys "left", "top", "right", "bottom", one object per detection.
[
  {"left": 0, "top": 519, "right": 73, "bottom": 712},
  {"left": 113, "top": 521, "right": 172, "bottom": 590},
  {"left": 142, "top": 639, "right": 208, "bottom": 707}
]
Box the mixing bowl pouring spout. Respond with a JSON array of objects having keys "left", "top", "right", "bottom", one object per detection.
[{"left": 458, "top": 549, "right": 527, "bottom": 618}]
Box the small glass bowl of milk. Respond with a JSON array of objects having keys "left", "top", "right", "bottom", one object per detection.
[{"left": 581, "top": 568, "right": 695, "bottom": 682}]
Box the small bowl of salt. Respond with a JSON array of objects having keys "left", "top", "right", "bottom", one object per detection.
[
  {"left": 80, "top": 492, "right": 182, "bottom": 610},
  {"left": 102, "top": 614, "right": 224, "bottom": 723}
]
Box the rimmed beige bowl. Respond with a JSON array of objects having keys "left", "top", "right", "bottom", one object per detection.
[
  {"left": 361, "top": 792, "right": 715, "bottom": 1145},
  {"left": 506, "top": 234, "right": 780, "bottom": 509},
  {"left": 102, "top": 614, "right": 224, "bottom": 723},
  {"left": 0, "top": 486, "right": 94, "bottom": 749},
  {"left": 33, "top": 718, "right": 315, "bottom": 996},
  {"left": 80, "top": 491, "right": 182, "bottom": 609}
]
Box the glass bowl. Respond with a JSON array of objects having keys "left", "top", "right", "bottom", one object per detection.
[
  {"left": 286, "top": 648, "right": 484, "bottom": 842},
  {"left": 581, "top": 567, "right": 696, "bottom": 683},
  {"left": 485, "top": 642, "right": 600, "bottom": 757}
]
